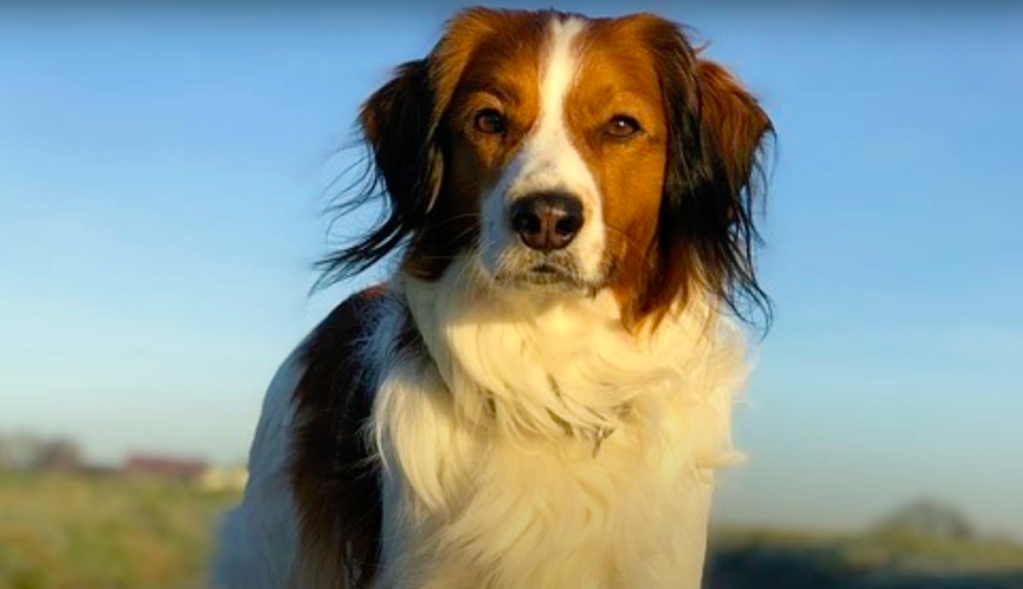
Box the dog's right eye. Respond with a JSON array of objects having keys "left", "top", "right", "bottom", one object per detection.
[
  {"left": 474, "top": 109, "right": 507, "bottom": 135},
  {"left": 604, "top": 115, "right": 641, "bottom": 140}
]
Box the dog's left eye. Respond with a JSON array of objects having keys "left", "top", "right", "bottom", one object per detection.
[
  {"left": 605, "top": 115, "right": 641, "bottom": 139},
  {"left": 474, "top": 109, "right": 507, "bottom": 135}
]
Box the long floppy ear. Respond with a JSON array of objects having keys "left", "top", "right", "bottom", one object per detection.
[
  {"left": 315, "top": 8, "right": 506, "bottom": 287},
  {"left": 641, "top": 19, "right": 774, "bottom": 329},
  {"left": 360, "top": 61, "right": 440, "bottom": 210},
  {"left": 315, "top": 59, "right": 441, "bottom": 284}
]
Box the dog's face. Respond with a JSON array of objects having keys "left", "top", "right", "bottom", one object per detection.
[
  {"left": 451, "top": 15, "right": 670, "bottom": 298},
  {"left": 335, "top": 8, "right": 772, "bottom": 329}
]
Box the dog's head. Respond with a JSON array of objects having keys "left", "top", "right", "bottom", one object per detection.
[{"left": 323, "top": 8, "right": 773, "bottom": 329}]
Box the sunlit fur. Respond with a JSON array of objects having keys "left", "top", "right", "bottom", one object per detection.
[
  {"left": 216, "top": 7, "right": 773, "bottom": 589},
  {"left": 371, "top": 262, "right": 746, "bottom": 588}
]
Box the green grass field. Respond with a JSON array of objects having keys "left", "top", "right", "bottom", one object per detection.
[
  {"left": 2, "top": 472, "right": 1021, "bottom": 589},
  {"left": 0, "top": 472, "right": 239, "bottom": 589}
]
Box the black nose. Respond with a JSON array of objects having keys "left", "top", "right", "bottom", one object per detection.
[{"left": 509, "top": 192, "right": 584, "bottom": 252}]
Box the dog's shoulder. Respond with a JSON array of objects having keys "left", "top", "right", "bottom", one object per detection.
[
  {"left": 214, "top": 286, "right": 388, "bottom": 589},
  {"left": 295, "top": 284, "right": 388, "bottom": 422}
]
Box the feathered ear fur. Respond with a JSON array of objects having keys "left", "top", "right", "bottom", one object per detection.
[
  {"left": 316, "top": 8, "right": 512, "bottom": 286},
  {"left": 315, "top": 58, "right": 441, "bottom": 284},
  {"left": 635, "top": 19, "right": 774, "bottom": 330}
]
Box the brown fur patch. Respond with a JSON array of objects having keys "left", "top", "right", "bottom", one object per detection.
[
  {"left": 289, "top": 286, "right": 387, "bottom": 588},
  {"left": 567, "top": 16, "right": 675, "bottom": 331},
  {"left": 573, "top": 14, "right": 772, "bottom": 330},
  {"left": 423, "top": 10, "right": 549, "bottom": 278},
  {"left": 440, "top": 12, "right": 547, "bottom": 225},
  {"left": 357, "top": 9, "right": 551, "bottom": 282}
]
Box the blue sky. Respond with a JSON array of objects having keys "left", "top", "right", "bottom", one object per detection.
[{"left": 1, "top": 2, "right": 1021, "bottom": 538}]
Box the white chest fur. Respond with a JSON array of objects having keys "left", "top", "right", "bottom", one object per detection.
[{"left": 367, "top": 261, "right": 748, "bottom": 589}]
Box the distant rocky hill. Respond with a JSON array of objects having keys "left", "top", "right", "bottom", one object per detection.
[
  {"left": 874, "top": 499, "right": 976, "bottom": 542},
  {"left": 704, "top": 499, "right": 1023, "bottom": 589}
]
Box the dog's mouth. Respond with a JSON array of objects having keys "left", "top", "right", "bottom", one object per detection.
[
  {"left": 530, "top": 262, "right": 569, "bottom": 277},
  {"left": 488, "top": 254, "right": 612, "bottom": 296},
  {"left": 496, "top": 266, "right": 576, "bottom": 286}
]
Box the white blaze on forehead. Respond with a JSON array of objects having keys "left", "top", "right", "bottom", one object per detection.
[
  {"left": 518, "top": 16, "right": 595, "bottom": 197},
  {"left": 479, "top": 14, "right": 607, "bottom": 283},
  {"left": 540, "top": 17, "right": 587, "bottom": 141}
]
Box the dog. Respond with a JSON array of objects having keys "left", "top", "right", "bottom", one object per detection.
[{"left": 214, "top": 7, "right": 773, "bottom": 589}]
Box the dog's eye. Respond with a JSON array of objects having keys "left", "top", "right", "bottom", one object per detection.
[
  {"left": 474, "top": 109, "right": 507, "bottom": 135},
  {"left": 605, "top": 115, "right": 641, "bottom": 139}
]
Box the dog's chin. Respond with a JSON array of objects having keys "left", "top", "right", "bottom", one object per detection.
[
  {"left": 499, "top": 269, "right": 584, "bottom": 291},
  {"left": 484, "top": 256, "right": 608, "bottom": 298}
]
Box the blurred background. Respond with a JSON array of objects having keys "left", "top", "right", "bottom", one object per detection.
[{"left": 1, "top": 2, "right": 1021, "bottom": 588}]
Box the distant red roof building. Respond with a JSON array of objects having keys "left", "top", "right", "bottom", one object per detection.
[{"left": 124, "top": 455, "right": 208, "bottom": 481}]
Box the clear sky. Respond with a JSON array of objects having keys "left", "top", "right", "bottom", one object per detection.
[{"left": 1, "top": 2, "right": 1021, "bottom": 539}]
